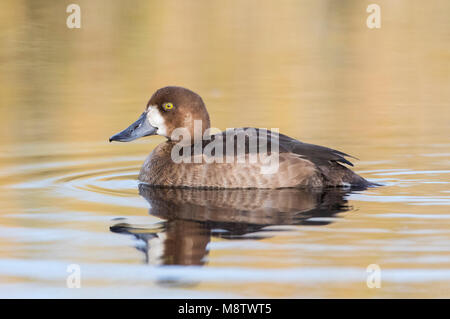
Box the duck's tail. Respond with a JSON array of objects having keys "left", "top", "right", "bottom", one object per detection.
[{"left": 319, "top": 162, "right": 381, "bottom": 189}]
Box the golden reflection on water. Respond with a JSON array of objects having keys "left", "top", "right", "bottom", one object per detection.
[{"left": 0, "top": 0, "right": 449, "bottom": 298}]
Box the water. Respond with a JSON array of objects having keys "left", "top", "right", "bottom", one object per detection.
[{"left": 0, "top": 0, "right": 449, "bottom": 298}]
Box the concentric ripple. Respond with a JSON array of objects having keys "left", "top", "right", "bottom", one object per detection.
[{"left": 0, "top": 143, "right": 150, "bottom": 208}]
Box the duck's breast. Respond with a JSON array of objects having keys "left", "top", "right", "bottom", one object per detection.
[{"left": 138, "top": 143, "right": 322, "bottom": 188}]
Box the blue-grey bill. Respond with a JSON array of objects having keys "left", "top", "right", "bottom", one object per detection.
[{"left": 109, "top": 112, "right": 157, "bottom": 142}]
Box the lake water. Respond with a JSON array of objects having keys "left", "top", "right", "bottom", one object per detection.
[{"left": 0, "top": 0, "right": 449, "bottom": 298}]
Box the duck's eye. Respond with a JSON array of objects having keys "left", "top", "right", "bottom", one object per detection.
[{"left": 163, "top": 102, "right": 174, "bottom": 111}]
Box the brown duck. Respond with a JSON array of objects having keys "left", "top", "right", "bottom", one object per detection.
[{"left": 110, "top": 86, "right": 374, "bottom": 189}]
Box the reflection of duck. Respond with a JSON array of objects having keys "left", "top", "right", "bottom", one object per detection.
[
  {"left": 110, "top": 184, "right": 354, "bottom": 266},
  {"left": 110, "top": 86, "right": 375, "bottom": 188}
]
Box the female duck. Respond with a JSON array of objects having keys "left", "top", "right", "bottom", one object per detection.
[{"left": 110, "top": 86, "right": 373, "bottom": 189}]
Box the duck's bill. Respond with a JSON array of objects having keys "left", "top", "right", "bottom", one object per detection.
[{"left": 109, "top": 112, "right": 157, "bottom": 142}]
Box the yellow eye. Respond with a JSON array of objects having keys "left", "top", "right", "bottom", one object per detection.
[{"left": 163, "top": 102, "right": 173, "bottom": 110}]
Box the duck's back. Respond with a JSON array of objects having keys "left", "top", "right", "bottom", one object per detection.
[{"left": 138, "top": 128, "right": 371, "bottom": 189}]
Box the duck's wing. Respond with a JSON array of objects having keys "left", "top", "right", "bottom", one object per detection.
[
  {"left": 208, "top": 128, "right": 356, "bottom": 167},
  {"left": 276, "top": 132, "right": 356, "bottom": 167}
]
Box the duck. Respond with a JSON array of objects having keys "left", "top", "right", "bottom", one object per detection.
[{"left": 110, "top": 86, "right": 374, "bottom": 189}]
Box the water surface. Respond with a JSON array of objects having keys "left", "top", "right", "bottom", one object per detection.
[{"left": 0, "top": 0, "right": 449, "bottom": 298}]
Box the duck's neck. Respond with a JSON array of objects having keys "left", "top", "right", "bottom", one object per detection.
[{"left": 168, "top": 120, "right": 211, "bottom": 146}]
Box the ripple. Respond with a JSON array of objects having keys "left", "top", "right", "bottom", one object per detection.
[
  {"left": 1, "top": 150, "right": 145, "bottom": 207},
  {"left": 57, "top": 167, "right": 139, "bottom": 197}
]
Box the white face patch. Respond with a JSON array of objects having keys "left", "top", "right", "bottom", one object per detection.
[{"left": 147, "top": 105, "right": 167, "bottom": 137}]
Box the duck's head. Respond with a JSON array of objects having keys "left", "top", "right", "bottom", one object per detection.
[{"left": 109, "top": 86, "right": 210, "bottom": 143}]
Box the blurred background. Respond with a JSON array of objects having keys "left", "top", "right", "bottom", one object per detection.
[{"left": 0, "top": 0, "right": 449, "bottom": 298}]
